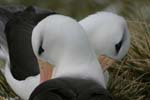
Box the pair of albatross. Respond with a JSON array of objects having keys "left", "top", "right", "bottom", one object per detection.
[{"left": 0, "top": 6, "right": 130, "bottom": 100}]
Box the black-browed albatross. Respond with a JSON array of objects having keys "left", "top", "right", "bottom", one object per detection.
[{"left": 0, "top": 6, "right": 56, "bottom": 100}]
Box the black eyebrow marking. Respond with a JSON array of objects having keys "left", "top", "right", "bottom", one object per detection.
[
  {"left": 38, "top": 40, "right": 44, "bottom": 55},
  {"left": 115, "top": 32, "right": 126, "bottom": 54},
  {"left": 115, "top": 39, "right": 123, "bottom": 54}
]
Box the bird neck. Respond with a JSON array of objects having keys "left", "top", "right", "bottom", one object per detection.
[
  {"left": 48, "top": 32, "right": 106, "bottom": 88},
  {"left": 33, "top": 15, "right": 106, "bottom": 88}
]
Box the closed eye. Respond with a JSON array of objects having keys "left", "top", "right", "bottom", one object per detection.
[
  {"left": 115, "top": 30, "right": 126, "bottom": 54},
  {"left": 38, "top": 46, "right": 44, "bottom": 55},
  {"left": 38, "top": 40, "right": 44, "bottom": 55},
  {"left": 115, "top": 39, "right": 123, "bottom": 54}
]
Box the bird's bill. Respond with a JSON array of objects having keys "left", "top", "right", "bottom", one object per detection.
[
  {"left": 37, "top": 55, "right": 115, "bottom": 83},
  {"left": 98, "top": 55, "right": 116, "bottom": 71},
  {"left": 38, "top": 60, "right": 53, "bottom": 83}
]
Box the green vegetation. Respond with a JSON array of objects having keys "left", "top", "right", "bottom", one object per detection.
[{"left": 0, "top": 0, "right": 150, "bottom": 100}]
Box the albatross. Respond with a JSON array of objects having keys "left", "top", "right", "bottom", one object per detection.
[
  {"left": 79, "top": 12, "right": 130, "bottom": 84},
  {"left": 0, "top": 6, "right": 112, "bottom": 100},
  {"left": 0, "top": 7, "right": 130, "bottom": 84},
  {"left": 79, "top": 11, "right": 130, "bottom": 62},
  {"left": 30, "top": 11, "right": 130, "bottom": 85},
  {"left": 0, "top": 6, "right": 56, "bottom": 100},
  {"left": 0, "top": 6, "right": 129, "bottom": 99},
  {"left": 30, "top": 14, "right": 112, "bottom": 100}
]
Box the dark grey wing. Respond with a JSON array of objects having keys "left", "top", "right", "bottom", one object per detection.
[
  {"left": 5, "top": 7, "right": 40, "bottom": 80},
  {"left": 0, "top": 5, "right": 25, "bottom": 62},
  {"left": 29, "top": 78, "right": 113, "bottom": 100},
  {"left": 5, "top": 6, "right": 55, "bottom": 80},
  {"left": 29, "top": 78, "right": 76, "bottom": 100},
  {"left": 77, "top": 80, "right": 113, "bottom": 100},
  {"left": 0, "top": 5, "right": 55, "bottom": 62},
  {"left": 61, "top": 78, "right": 113, "bottom": 100}
]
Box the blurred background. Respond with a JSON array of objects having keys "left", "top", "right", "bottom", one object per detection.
[
  {"left": 0, "top": 0, "right": 150, "bottom": 21},
  {"left": 0, "top": 0, "right": 150, "bottom": 100}
]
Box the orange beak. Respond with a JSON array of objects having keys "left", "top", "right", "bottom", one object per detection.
[
  {"left": 98, "top": 55, "right": 116, "bottom": 71},
  {"left": 38, "top": 55, "right": 115, "bottom": 84},
  {"left": 38, "top": 60, "right": 53, "bottom": 83}
]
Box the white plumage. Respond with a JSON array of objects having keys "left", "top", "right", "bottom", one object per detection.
[
  {"left": 79, "top": 11, "right": 130, "bottom": 84},
  {"left": 0, "top": 48, "right": 40, "bottom": 100},
  {"left": 79, "top": 11, "right": 130, "bottom": 60},
  {"left": 32, "top": 14, "right": 106, "bottom": 88},
  {"left": 0, "top": 11, "right": 130, "bottom": 100}
]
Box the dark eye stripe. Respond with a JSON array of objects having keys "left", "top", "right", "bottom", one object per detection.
[
  {"left": 38, "top": 39, "right": 44, "bottom": 55},
  {"left": 115, "top": 29, "right": 126, "bottom": 54},
  {"left": 115, "top": 39, "right": 123, "bottom": 54},
  {"left": 38, "top": 41, "right": 44, "bottom": 55},
  {"left": 38, "top": 46, "right": 44, "bottom": 55}
]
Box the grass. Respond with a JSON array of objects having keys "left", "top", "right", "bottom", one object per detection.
[
  {"left": 0, "top": 71, "right": 17, "bottom": 99},
  {"left": 0, "top": 20, "right": 149, "bottom": 100},
  {"left": 107, "top": 20, "right": 150, "bottom": 100},
  {"left": 0, "top": 1, "right": 150, "bottom": 100}
]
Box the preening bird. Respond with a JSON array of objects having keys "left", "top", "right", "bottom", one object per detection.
[
  {"left": 30, "top": 14, "right": 112, "bottom": 100},
  {"left": 0, "top": 6, "right": 129, "bottom": 100},
  {"left": 0, "top": 6, "right": 56, "bottom": 100},
  {"left": 0, "top": 6, "right": 112, "bottom": 100},
  {"left": 30, "top": 11, "right": 130, "bottom": 85},
  {"left": 32, "top": 11, "right": 130, "bottom": 83},
  {"left": 31, "top": 11, "right": 130, "bottom": 84},
  {"left": 79, "top": 12, "right": 130, "bottom": 83},
  {"left": 79, "top": 11, "right": 130, "bottom": 64}
]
